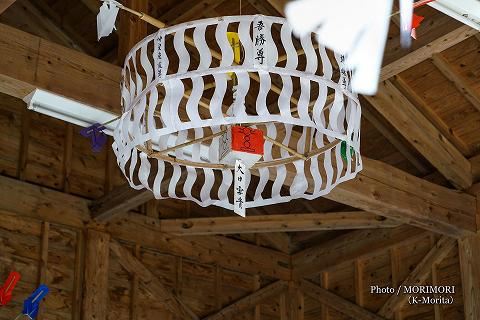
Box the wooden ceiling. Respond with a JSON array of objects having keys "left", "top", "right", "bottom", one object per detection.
[{"left": 0, "top": 0, "right": 479, "bottom": 319}]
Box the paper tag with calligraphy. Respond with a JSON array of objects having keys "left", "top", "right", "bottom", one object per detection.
[
  {"left": 234, "top": 159, "right": 247, "bottom": 217},
  {"left": 253, "top": 15, "right": 269, "bottom": 68},
  {"left": 337, "top": 53, "right": 350, "bottom": 91},
  {"left": 154, "top": 30, "right": 167, "bottom": 80}
]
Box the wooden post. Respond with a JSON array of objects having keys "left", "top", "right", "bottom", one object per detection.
[
  {"left": 72, "top": 229, "right": 85, "bottom": 320},
  {"left": 458, "top": 235, "right": 480, "bottom": 320},
  {"left": 37, "top": 222, "right": 49, "bottom": 320},
  {"left": 118, "top": 0, "right": 148, "bottom": 62},
  {"left": 130, "top": 244, "right": 141, "bottom": 320},
  {"left": 82, "top": 229, "right": 110, "bottom": 320},
  {"left": 321, "top": 273, "right": 329, "bottom": 320},
  {"left": 254, "top": 275, "right": 261, "bottom": 320}
]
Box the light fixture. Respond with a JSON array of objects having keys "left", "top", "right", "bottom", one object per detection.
[
  {"left": 428, "top": 0, "right": 480, "bottom": 31},
  {"left": 23, "top": 89, "right": 119, "bottom": 136}
]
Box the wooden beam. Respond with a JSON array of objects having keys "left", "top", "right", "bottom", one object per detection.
[
  {"left": 432, "top": 53, "right": 480, "bottom": 113},
  {"left": 381, "top": 25, "right": 477, "bottom": 81},
  {"left": 0, "top": 23, "right": 121, "bottom": 112},
  {"left": 378, "top": 236, "right": 456, "bottom": 318},
  {"left": 314, "top": 157, "right": 476, "bottom": 237},
  {"left": 110, "top": 239, "right": 199, "bottom": 320},
  {"left": 393, "top": 74, "right": 471, "bottom": 156},
  {"left": 118, "top": 0, "right": 148, "bottom": 62},
  {"left": 264, "top": 0, "right": 287, "bottom": 15},
  {"left": 90, "top": 184, "right": 153, "bottom": 221},
  {"left": 292, "top": 225, "right": 429, "bottom": 278},
  {"left": 109, "top": 213, "right": 292, "bottom": 280},
  {"left": 155, "top": 211, "right": 400, "bottom": 235},
  {"left": 471, "top": 154, "right": 480, "bottom": 183},
  {"left": 0, "top": 0, "right": 16, "bottom": 14},
  {"left": 203, "top": 280, "right": 288, "bottom": 320},
  {"left": 361, "top": 100, "right": 430, "bottom": 175},
  {"left": 365, "top": 80, "right": 472, "bottom": 190},
  {"left": 91, "top": 167, "right": 181, "bottom": 222},
  {"left": 0, "top": 175, "right": 291, "bottom": 280},
  {"left": 82, "top": 229, "right": 110, "bottom": 320},
  {"left": 1, "top": 174, "right": 91, "bottom": 228},
  {"left": 300, "top": 280, "right": 386, "bottom": 320},
  {"left": 458, "top": 235, "right": 480, "bottom": 320}
]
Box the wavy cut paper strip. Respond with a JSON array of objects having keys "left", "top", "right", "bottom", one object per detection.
[{"left": 112, "top": 15, "right": 362, "bottom": 213}]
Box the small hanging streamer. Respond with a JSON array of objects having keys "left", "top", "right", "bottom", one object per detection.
[
  {"left": 13, "top": 285, "right": 49, "bottom": 320},
  {"left": 80, "top": 123, "right": 108, "bottom": 153},
  {"left": 411, "top": 13, "right": 425, "bottom": 39},
  {"left": 97, "top": 0, "right": 121, "bottom": 40},
  {"left": 0, "top": 271, "right": 21, "bottom": 306}
]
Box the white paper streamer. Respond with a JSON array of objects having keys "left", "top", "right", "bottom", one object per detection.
[
  {"left": 97, "top": 1, "right": 120, "bottom": 40},
  {"left": 285, "top": 0, "right": 393, "bottom": 95}
]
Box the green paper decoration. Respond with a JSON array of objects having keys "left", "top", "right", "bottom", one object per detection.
[{"left": 340, "top": 140, "right": 355, "bottom": 161}]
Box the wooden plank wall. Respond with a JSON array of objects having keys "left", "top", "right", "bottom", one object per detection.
[
  {"left": 0, "top": 207, "right": 466, "bottom": 319},
  {"left": 303, "top": 234, "right": 465, "bottom": 320}
]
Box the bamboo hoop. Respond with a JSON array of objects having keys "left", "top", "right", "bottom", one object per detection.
[{"left": 136, "top": 137, "right": 343, "bottom": 170}]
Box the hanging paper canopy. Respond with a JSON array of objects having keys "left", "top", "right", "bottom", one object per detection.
[{"left": 112, "top": 15, "right": 362, "bottom": 215}]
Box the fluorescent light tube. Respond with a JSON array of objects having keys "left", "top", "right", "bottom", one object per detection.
[
  {"left": 429, "top": 0, "right": 480, "bottom": 31},
  {"left": 22, "top": 89, "right": 210, "bottom": 161},
  {"left": 23, "top": 89, "right": 119, "bottom": 135}
]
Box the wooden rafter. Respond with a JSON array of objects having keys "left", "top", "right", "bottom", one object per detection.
[
  {"left": 91, "top": 184, "right": 153, "bottom": 221},
  {"left": 203, "top": 280, "right": 288, "bottom": 320},
  {"left": 296, "top": 156, "right": 477, "bottom": 237},
  {"left": 432, "top": 53, "right": 480, "bottom": 113},
  {"left": 380, "top": 25, "right": 478, "bottom": 81},
  {"left": 291, "top": 225, "right": 430, "bottom": 278},
  {"left": 300, "top": 280, "right": 386, "bottom": 320},
  {"left": 471, "top": 154, "right": 480, "bottom": 183},
  {"left": 110, "top": 213, "right": 292, "bottom": 279},
  {"left": 377, "top": 236, "right": 456, "bottom": 318},
  {"left": 0, "top": 0, "right": 16, "bottom": 14},
  {"left": 154, "top": 211, "right": 401, "bottom": 235},
  {"left": 110, "top": 239, "right": 199, "bottom": 320},
  {"left": 361, "top": 100, "right": 430, "bottom": 175},
  {"left": 0, "top": 23, "right": 121, "bottom": 112},
  {"left": 365, "top": 80, "right": 472, "bottom": 189},
  {"left": 393, "top": 74, "right": 471, "bottom": 156}
]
